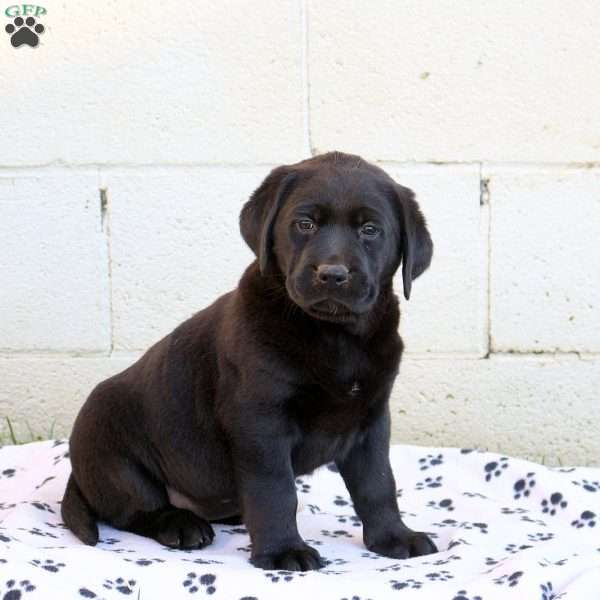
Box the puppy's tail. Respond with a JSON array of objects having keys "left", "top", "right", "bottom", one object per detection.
[{"left": 61, "top": 473, "right": 99, "bottom": 545}]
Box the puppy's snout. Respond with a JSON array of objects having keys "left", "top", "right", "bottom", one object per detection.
[{"left": 315, "top": 264, "right": 350, "bottom": 287}]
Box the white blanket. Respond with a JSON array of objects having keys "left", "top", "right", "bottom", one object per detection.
[{"left": 1, "top": 440, "right": 599, "bottom": 599}]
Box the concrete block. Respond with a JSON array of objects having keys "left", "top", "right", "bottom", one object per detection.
[
  {"left": 391, "top": 355, "right": 600, "bottom": 466},
  {"left": 104, "top": 167, "right": 261, "bottom": 350},
  {"left": 309, "top": 1, "right": 600, "bottom": 162},
  {"left": 0, "top": 171, "right": 110, "bottom": 351},
  {"left": 489, "top": 167, "right": 600, "bottom": 352},
  {"left": 1, "top": 1, "right": 305, "bottom": 165},
  {"left": 384, "top": 164, "right": 486, "bottom": 355},
  {"left": 0, "top": 354, "right": 140, "bottom": 443}
]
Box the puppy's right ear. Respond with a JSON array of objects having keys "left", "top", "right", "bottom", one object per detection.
[{"left": 240, "top": 166, "right": 297, "bottom": 275}]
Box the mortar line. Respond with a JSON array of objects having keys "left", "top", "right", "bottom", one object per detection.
[
  {"left": 100, "top": 180, "right": 115, "bottom": 354},
  {"left": 301, "top": 0, "right": 314, "bottom": 156}
]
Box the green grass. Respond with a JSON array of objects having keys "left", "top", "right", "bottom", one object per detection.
[{"left": 0, "top": 416, "right": 59, "bottom": 447}]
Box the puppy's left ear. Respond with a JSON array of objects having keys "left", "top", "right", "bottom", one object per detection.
[
  {"left": 240, "top": 166, "right": 297, "bottom": 275},
  {"left": 395, "top": 185, "right": 433, "bottom": 300}
]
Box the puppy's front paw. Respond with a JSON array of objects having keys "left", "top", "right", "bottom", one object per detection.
[
  {"left": 251, "top": 543, "right": 324, "bottom": 571},
  {"left": 368, "top": 529, "right": 437, "bottom": 559}
]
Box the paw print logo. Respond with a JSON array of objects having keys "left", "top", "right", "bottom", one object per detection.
[
  {"left": 5, "top": 17, "right": 44, "bottom": 48},
  {"left": 505, "top": 542, "right": 533, "bottom": 554},
  {"left": 1, "top": 579, "right": 36, "bottom": 598},
  {"left": 493, "top": 571, "right": 524, "bottom": 587},
  {"left": 102, "top": 577, "right": 137, "bottom": 594},
  {"left": 572, "top": 478, "right": 600, "bottom": 493},
  {"left": 571, "top": 510, "right": 596, "bottom": 529},
  {"left": 528, "top": 531, "right": 554, "bottom": 542},
  {"left": 541, "top": 492, "right": 567, "bottom": 516},
  {"left": 390, "top": 578, "right": 423, "bottom": 590},
  {"left": 182, "top": 572, "right": 216, "bottom": 595},
  {"left": 30, "top": 558, "right": 66, "bottom": 573},
  {"left": 513, "top": 472, "right": 536, "bottom": 499},
  {"left": 264, "top": 570, "right": 307, "bottom": 583},
  {"left": 452, "top": 590, "right": 482, "bottom": 600},
  {"left": 427, "top": 498, "right": 455, "bottom": 511},
  {"left": 484, "top": 457, "right": 509, "bottom": 481},
  {"left": 541, "top": 581, "right": 567, "bottom": 600},
  {"left": 418, "top": 453, "right": 444, "bottom": 470},
  {"left": 295, "top": 478, "right": 311, "bottom": 494},
  {"left": 425, "top": 570, "right": 453, "bottom": 582},
  {"left": 416, "top": 475, "right": 443, "bottom": 490}
]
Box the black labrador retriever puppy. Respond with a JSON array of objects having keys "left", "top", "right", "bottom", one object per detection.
[{"left": 62, "top": 151, "right": 435, "bottom": 571}]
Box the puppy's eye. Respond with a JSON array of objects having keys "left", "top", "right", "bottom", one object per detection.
[
  {"left": 360, "top": 223, "right": 380, "bottom": 237},
  {"left": 297, "top": 219, "right": 316, "bottom": 232}
]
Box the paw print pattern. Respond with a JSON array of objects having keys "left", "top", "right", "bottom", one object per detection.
[
  {"left": 541, "top": 581, "right": 567, "bottom": 600},
  {"left": 1, "top": 579, "right": 36, "bottom": 598},
  {"left": 333, "top": 495, "right": 351, "bottom": 507},
  {"left": 390, "top": 578, "right": 422, "bottom": 590},
  {"left": 571, "top": 510, "right": 596, "bottom": 528},
  {"left": 295, "top": 478, "right": 311, "bottom": 494},
  {"left": 4, "top": 16, "right": 44, "bottom": 48},
  {"left": 416, "top": 475, "right": 443, "bottom": 490},
  {"left": 182, "top": 573, "right": 216, "bottom": 595},
  {"left": 493, "top": 570, "right": 523, "bottom": 587},
  {"left": 528, "top": 532, "right": 554, "bottom": 542},
  {"left": 321, "top": 529, "right": 353, "bottom": 539},
  {"left": 418, "top": 453, "right": 444, "bottom": 471},
  {"left": 123, "top": 557, "right": 166, "bottom": 566},
  {"left": 513, "top": 473, "right": 536, "bottom": 499},
  {"left": 541, "top": 493, "right": 568, "bottom": 516},
  {"left": 265, "top": 570, "right": 307, "bottom": 583},
  {"left": 427, "top": 498, "right": 455, "bottom": 511},
  {"left": 102, "top": 577, "right": 137, "bottom": 595},
  {"left": 335, "top": 514, "right": 362, "bottom": 527},
  {"left": 452, "top": 590, "right": 482, "bottom": 600},
  {"left": 484, "top": 457, "right": 509, "bottom": 481},
  {"left": 425, "top": 570, "right": 453, "bottom": 581},
  {"left": 30, "top": 558, "right": 65, "bottom": 573},
  {"left": 505, "top": 543, "right": 533, "bottom": 554},
  {"left": 572, "top": 478, "right": 600, "bottom": 492}
]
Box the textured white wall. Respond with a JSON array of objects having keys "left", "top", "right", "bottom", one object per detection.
[{"left": 1, "top": 1, "right": 599, "bottom": 464}]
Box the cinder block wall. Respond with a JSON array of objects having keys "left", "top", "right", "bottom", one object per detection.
[{"left": 1, "top": 2, "right": 599, "bottom": 465}]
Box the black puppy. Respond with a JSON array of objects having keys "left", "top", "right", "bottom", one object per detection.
[{"left": 62, "top": 151, "right": 435, "bottom": 571}]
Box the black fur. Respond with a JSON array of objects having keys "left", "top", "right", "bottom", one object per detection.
[{"left": 63, "top": 151, "right": 435, "bottom": 571}]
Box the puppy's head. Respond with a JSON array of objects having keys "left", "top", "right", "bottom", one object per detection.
[{"left": 240, "top": 152, "right": 432, "bottom": 323}]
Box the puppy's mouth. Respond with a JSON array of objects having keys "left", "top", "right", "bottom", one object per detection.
[{"left": 306, "top": 299, "right": 357, "bottom": 322}]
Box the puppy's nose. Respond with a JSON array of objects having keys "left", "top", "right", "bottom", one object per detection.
[{"left": 316, "top": 264, "right": 349, "bottom": 287}]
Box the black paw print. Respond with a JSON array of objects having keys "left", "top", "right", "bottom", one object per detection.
[
  {"left": 265, "top": 570, "right": 307, "bottom": 583},
  {"left": 307, "top": 504, "right": 321, "bottom": 514},
  {"left": 182, "top": 573, "right": 216, "bottom": 595},
  {"left": 505, "top": 543, "right": 533, "bottom": 554},
  {"left": 571, "top": 510, "right": 596, "bottom": 529},
  {"left": 390, "top": 578, "right": 422, "bottom": 590},
  {"left": 572, "top": 478, "right": 600, "bottom": 493},
  {"left": 418, "top": 453, "right": 444, "bottom": 470},
  {"left": 501, "top": 506, "right": 528, "bottom": 515},
  {"left": 335, "top": 514, "right": 362, "bottom": 527},
  {"left": 528, "top": 532, "right": 554, "bottom": 542},
  {"left": 425, "top": 570, "right": 453, "bottom": 581},
  {"left": 484, "top": 457, "right": 509, "bottom": 481},
  {"left": 453, "top": 590, "right": 482, "bottom": 600},
  {"left": 513, "top": 473, "right": 536, "bottom": 499},
  {"left": 1, "top": 579, "right": 36, "bottom": 598},
  {"left": 541, "top": 493, "right": 567, "bottom": 516},
  {"left": 416, "top": 475, "right": 443, "bottom": 490},
  {"left": 30, "top": 501, "right": 55, "bottom": 513},
  {"left": 541, "top": 581, "right": 567, "bottom": 600},
  {"left": 493, "top": 571, "right": 523, "bottom": 587},
  {"left": 333, "top": 495, "right": 351, "bottom": 507},
  {"left": 321, "top": 529, "right": 353, "bottom": 539},
  {"left": 0, "top": 469, "right": 15, "bottom": 479},
  {"left": 427, "top": 498, "right": 454, "bottom": 511},
  {"left": 103, "top": 577, "right": 137, "bottom": 595},
  {"left": 295, "top": 478, "right": 311, "bottom": 494},
  {"left": 30, "top": 558, "right": 65, "bottom": 573},
  {"left": 5, "top": 16, "right": 44, "bottom": 48},
  {"left": 124, "top": 557, "right": 166, "bottom": 566}
]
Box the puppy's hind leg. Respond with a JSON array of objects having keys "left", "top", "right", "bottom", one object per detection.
[{"left": 87, "top": 459, "right": 215, "bottom": 551}]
